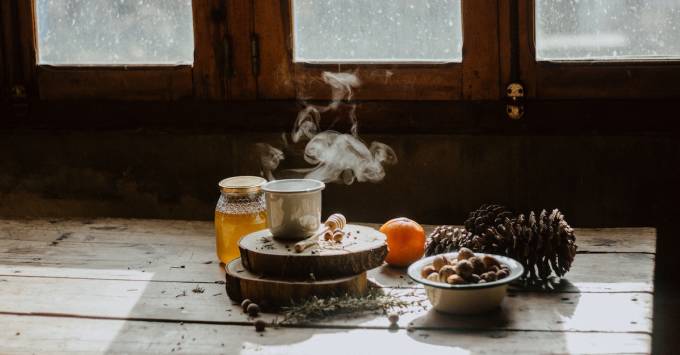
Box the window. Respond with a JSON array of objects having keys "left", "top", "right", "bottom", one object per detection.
[
  {"left": 35, "top": 0, "right": 194, "bottom": 65},
  {"left": 256, "top": 0, "right": 499, "bottom": 100},
  {"left": 536, "top": 0, "right": 680, "bottom": 60},
  {"left": 516, "top": 0, "right": 680, "bottom": 98},
  {"left": 292, "top": 0, "right": 462, "bottom": 63}
]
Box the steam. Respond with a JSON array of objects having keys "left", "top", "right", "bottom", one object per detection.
[{"left": 256, "top": 71, "right": 397, "bottom": 185}]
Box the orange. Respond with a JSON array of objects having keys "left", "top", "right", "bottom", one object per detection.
[{"left": 380, "top": 217, "right": 426, "bottom": 267}]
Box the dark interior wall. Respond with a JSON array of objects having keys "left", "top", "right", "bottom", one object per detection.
[{"left": 1, "top": 129, "right": 676, "bottom": 228}]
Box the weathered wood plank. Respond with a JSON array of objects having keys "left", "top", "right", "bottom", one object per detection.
[
  {"left": 0, "top": 239, "right": 655, "bottom": 292},
  {"left": 0, "top": 276, "right": 652, "bottom": 333},
  {"left": 462, "top": 0, "right": 501, "bottom": 100},
  {"left": 37, "top": 66, "right": 194, "bottom": 100},
  {"left": 0, "top": 219, "right": 657, "bottom": 253},
  {"left": 0, "top": 315, "right": 651, "bottom": 355},
  {"left": 191, "top": 0, "right": 227, "bottom": 99}
]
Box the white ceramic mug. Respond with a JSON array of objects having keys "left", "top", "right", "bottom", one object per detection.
[{"left": 262, "top": 179, "right": 325, "bottom": 240}]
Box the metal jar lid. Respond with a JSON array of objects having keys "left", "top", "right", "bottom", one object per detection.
[{"left": 218, "top": 176, "right": 267, "bottom": 194}]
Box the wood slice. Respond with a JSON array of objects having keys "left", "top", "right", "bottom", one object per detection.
[
  {"left": 238, "top": 224, "right": 387, "bottom": 278},
  {"left": 225, "top": 258, "right": 368, "bottom": 310}
]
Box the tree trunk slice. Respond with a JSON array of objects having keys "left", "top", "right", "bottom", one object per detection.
[
  {"left": 225, "top": 258, "right": 368, "bottom": 310},
  {"left": 238, "top": 224, "right": 387, "bottom": 278}
]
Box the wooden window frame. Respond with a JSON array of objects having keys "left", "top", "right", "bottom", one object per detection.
[
  {"left": 254, "top": 0, "right": 502, "bottom": 101},
  {"left": 5, "top": 0, "right": 258, "bottom": 101},
  {"left": 515, "top": 0, "right": 680, "bottom": 99}
]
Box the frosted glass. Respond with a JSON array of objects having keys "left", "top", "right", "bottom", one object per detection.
[
  {"left": 293, "top": 0, "right": 462, "bottom": 63},
  {"left": 36, "top": 0, "right": 194, "bottom": 65},
  {"left": 536, "top": 0, "right": 680, "bottom": 60}
]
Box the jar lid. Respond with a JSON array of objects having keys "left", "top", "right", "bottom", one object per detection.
[{"left": 218, "top": 176, "right": 267, "bottom": 194}]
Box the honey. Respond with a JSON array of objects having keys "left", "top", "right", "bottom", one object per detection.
[
  {"left": 215, "top": 210, "right": 267, "bottom": 263},
  {"left": 214, "top": 176, "right": 267, "bottom": 264}
]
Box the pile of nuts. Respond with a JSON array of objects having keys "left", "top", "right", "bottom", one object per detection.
[{"left": 420, "top": 248, "right": 510, "bottom": 285}]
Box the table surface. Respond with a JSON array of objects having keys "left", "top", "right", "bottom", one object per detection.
[{"left": 0, "top": 219, "right": 656, "bottom": 354}]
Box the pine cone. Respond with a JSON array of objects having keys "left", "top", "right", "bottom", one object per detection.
[{"left": 425, "top": 205, "right": 577, "bottom": 287}]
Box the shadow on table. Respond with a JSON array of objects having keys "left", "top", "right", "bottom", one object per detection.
[{"left": 406, "top": 284, "right": 582, "bottom": 353}]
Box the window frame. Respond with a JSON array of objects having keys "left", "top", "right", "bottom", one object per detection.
[
  {"left": 517, "top": 0, "right": 680, "bottom": 99},
  {"left": 254, "top": 0, "right": 502, "bottom": 101},
  {"left": 6, "top": 0, "right": 259, "bottom": 101}
]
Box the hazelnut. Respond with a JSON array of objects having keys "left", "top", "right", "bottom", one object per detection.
[
  {"left": 497, "top": 269, "right": 509, "bottom": 279},
  {"left": 247, "top": 303, "right": 260, "bottom": 317},
  {"left": 438, "top": 265, "right": 456, "bottom": 282},
  {"left": 432, "top": 255, "right": 448, "bottom": 271},
  {"left": 482, "top": 255, "right": 500, "bottom": 269},
  {"left": 469, "top": 256, "right": 485, "bottom": 274},
  {"left": 447, "top": 274, "right": 465, "bottom": 285},
  {"left": 420, "top": 265, "right": 437, "bottom": 278},
  {"left": 468, "top": 274, "right": 481, "bottom": 283},
  {"left": 241, "top": 299, "right": 252, "bottom": 311},
  {"left": 254, "top": 319, "right": 266, "bottom": 332},
  {"left": 453, "top": 260, "right": 473, "bottom": 279},
  {"left": 478, "top": 279, "right": 487, "bottom": 284},
  {"left": 426, "top": 272, "right": 440, "bottom": 283},
  {"left": 332, "top": 229, "right": 345, "bottom": 242},
  {"left": 481, "top": 271, "right": 497, "bottom": 282},
  {"left": 388, "top": 313, "right": 399, "bottom": 326},
  {"left": 457, "top": 248, "right": 475, "bottom": 261}
]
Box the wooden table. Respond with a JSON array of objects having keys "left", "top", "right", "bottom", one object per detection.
[{"left": 0, "top": 219, "right": 655, "bottom": 354}]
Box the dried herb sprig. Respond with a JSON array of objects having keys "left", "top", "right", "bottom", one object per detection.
[{"left": 278, "top": 288, "right": 412, "bottom": 325}]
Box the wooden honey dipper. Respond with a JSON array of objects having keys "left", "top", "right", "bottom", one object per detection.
[{"left": 294, "top": 213, "right": 346, "bottom": 253}]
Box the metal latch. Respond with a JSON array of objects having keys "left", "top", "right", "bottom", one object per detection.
[{"left": 506, "top": 82, "right": 524, "bottom": 120}]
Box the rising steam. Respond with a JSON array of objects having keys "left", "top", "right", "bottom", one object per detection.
[{"left": 256, "top": 71, "right": 397, "bottom": 185}]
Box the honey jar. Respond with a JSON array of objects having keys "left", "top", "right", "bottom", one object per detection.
[{"left": 214, "top": 176, "right": 267, "bottom": 264}]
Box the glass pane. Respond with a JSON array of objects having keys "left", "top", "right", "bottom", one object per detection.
[
  {"left": 293, "top": 0, "right": 462, "bottom": 63},
  {"left": 36, "top": 0, "right": 194, "bottom": 65},
  {"left": 536, "top": 0, "right": 680, "bottom": 60}
]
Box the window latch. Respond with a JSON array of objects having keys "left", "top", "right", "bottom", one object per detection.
[{"left": 506, "top": 82, "right": 524, "bottom": 120}]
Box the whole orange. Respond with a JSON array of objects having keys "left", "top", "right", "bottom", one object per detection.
[{"left": 380, "top": 217, "right": 426, "bottom": 267}]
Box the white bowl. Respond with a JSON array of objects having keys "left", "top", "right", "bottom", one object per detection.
[{"left": 407, "top": 252, "right": 524, "bottom": 315}]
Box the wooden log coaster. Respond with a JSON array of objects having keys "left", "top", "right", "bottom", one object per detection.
[
  {"left": 225, "top": 258, "right": 368, "bottom": 310},
  {"left": 239, "top": 224, "right": 387, "bottom": 279}
]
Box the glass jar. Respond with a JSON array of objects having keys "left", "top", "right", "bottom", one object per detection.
[{"left": 214, "top": 176, "right": 267, "bottom": 264}]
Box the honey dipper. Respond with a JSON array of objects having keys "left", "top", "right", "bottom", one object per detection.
[{"left": 294, "top": 213, "right": 347, "bottom": 253}]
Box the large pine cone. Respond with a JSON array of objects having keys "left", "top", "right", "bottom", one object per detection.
[{"left": 425, "top": 204, "right": 577, "bottom": 287}]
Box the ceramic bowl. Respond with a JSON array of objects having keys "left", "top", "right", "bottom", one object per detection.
[
  {"left": 262, "top": 179, "right": 325, "bottom": 240},
  {"left": 407, "top": 252, "right": 524, "bottom": 315}
]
